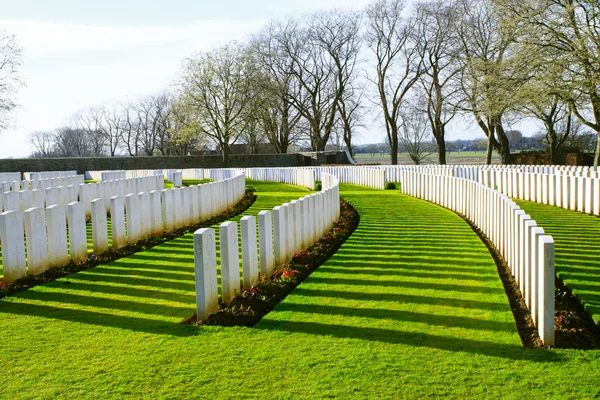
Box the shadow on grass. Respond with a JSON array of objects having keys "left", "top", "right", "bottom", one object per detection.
[
  {"left": 291, "top": 287, "right": 509, "bottom": 311},
  {"left": 255, "top": 319, "right": 563, "bottom": 362},
  {"left": 304, "top": 276, "right": 506, "bottom": 294},
  {"left": 274, "top": 302, "right": 516, "bottom": 332},
  {"left": 0, "top": 301, "right": 197, "bottom": 337}
]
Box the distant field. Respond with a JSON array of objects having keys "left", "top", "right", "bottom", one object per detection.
[{"left": 353, "top": 151, "right": 501, "bottom": 165}]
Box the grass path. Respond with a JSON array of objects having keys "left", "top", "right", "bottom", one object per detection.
[
  {"left": 0, "top": 184, "right": 598, "bottom": 398},
  {"left": 515, "top": 200, "right": 600, "bottom": 325}
]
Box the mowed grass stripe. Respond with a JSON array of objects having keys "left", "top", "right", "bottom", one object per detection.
[
  {"left": 258, "top": 184, "right": 520, "bottom": 346},
  {"left": 515, "top": 200, "right": 600, "bottom": 324}
]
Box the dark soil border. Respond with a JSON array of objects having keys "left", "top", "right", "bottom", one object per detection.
[
  {"left": 184, "top": 198, "right": 360, "bottom": 327},
  {"left": 458, "top": 212, "right": 600, "bottom": 349},
  {"left": 0, "top": 189, "right": 257, "bottom": 299}
]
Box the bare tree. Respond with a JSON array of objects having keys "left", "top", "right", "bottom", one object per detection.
[
  {"left": 0, "top": 31, "right": 24, "bottom": 131},
  {"left": 311, "top": 10, "right": 364, "bottom": 154},
  {"left": 29, "top": 131, "right": 54, "bottom": 157},
  {"left": 91, "top": 105, "right": 123, "bottom": 157},
  {"left": 399, "top": 104, "right": 433, "bottom": 164},
  {"left": 53, "top": 126, "right": 97, "bottom": 157},
  {"left": 251, "top": 21, "right": 303, "bottom": 153},
  {"left": 415, "top": 0, "right": 462, "bottom": 164},
  {"left": 179, "top": 42, "right": 257, "bottom": 166},
  {"left": 337, "top": 88, "right": 365, "bottom": 157},
  {"left": 366, "top": 0, "right": 426, "bottom": 165}
]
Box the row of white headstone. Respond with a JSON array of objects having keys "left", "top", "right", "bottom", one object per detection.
[
  {"left": 315, "top": 166, "right": 386, "bottom": 189},
  {"left": 1, "top": 175, "right": 84, "bottom": 193},
  {"left": 0, "top": 172, "right": 22, "bottom": 184},
  {"left": 181, "top": 168, "right": 207, "bottom": 181},
  {"left": 193, "top": 173, "right": 340, "bottom": 321},
  {"left": 478, "top": 169, "right": 600, "bottom": 216},
  {"left": 166, "top": 171, "right": 183, "bottom": 187},
  {"left": 242, "top": 168, "right": 316, "bottom": 190},
  {"left": 401, "top": 171, "right": 556, "bottom": 346},
  {"left": 0, "top": 174, "right": 247, "bottom": 284},
  {"left": 24, "top": 171, "right": 77, "bottom": 181},
  {"left": 87, "top": 169, "right": 163, "bottom": 181},
  {"left": 477, "top": 164, "right": 599, "bottom": 176},
  {"left": 101, "top": 171, "right": 127, "bottom": 181}
]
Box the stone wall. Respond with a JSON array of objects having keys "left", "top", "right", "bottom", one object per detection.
[
  {"left": 510, "top": 151, "right": 594, "bottom": 166},
  {"left": 0, "top": 153, "right": 314, "bottom": 174}
]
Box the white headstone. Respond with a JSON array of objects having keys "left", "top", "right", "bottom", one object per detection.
[
  {"left": 3, "top": 191, "right": 19, "bottom": 212},
  {"left": 67, "top": 202, "right": 88, "bottom": 262},
  {"left": 273, "top": 206, "right": 286, "bottom": 267},
  {"left": 19, "top": 190, "right": 32, "bottom": 212},
  {"left": 139, "top": 191, "right": 151, "bottom": 237},
  {"left": 24, "top": 207, "right": 49, "bottom": 275},
  {"left": 46, "top": 204, "right": 69, "bottom": 267},
  {"left": 538, "top": 235, "right": 555, "bottom": 346},
  {"left": 258, "top": 210, "right": 274, "bottom": 276},
  {"left": 241, "top": 216, "right": 259, "bottom": 289},
  {"left": 219, "top": 221, "right": 240, "bottom": 305},
  {"left": 126, "top": 193, "right": 141, "bottom": 243},
  {"left": 31, "top": 189, "right": 45, "bottom": 209},
  {"left": 91, "top": 198, "right": 109, "bottom": 255},
  {"left": 161, "top": 189, "right": 174, "bottom": 231},
  {"left": 45, "top": 187, "right": 59, "bottom": 207},
  {"left": 0, "top": 210, "right": 27, "bottom": 282},
  {"left": 194, "top": 228, "right": 219, "bottom": 321},
  {"left": 110, "top": 196, "right": 127, "bottom": 249},
  {"left": 149, "top": 190, "right": 163, "bottom": 233}
]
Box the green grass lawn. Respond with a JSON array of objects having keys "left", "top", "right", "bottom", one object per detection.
[
  {"left": 0, "top": 183, "right": 598, "bottom": 398},
  {"left": 354, "top": 150, "right": 501, "bottom": 164},
  {"left": 515, "top": 200, "right": 600, "bottom": 325}
]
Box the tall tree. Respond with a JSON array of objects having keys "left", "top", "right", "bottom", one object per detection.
[
  {"left": 455, "top": 0, "right": 526, "bottom": 165},
  {"left": 311, "top": 10, "right": 364, "bottom": 155},
  {"left": 179, "top": 42, "right": 257, "bottom": 167},
  {"left": 498, "top": 0, "right": 600, "bottom": 166},
  {"left": 251, "top": 21, "right": 303, "bottom": 153},
  {"left": 0, "top": 31, "right": 24, "bottom": 131},
  {"left": 415, "top": 0, "right": 462, "bottom": 164},
  {"left": 366, "top": 0, "right": 426, "bottom": 165}
]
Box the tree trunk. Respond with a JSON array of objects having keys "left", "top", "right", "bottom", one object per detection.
[
  {"left": 548, "top": 129, "right": 559, "bottom": 165},
  {"left": 390, "top": 131, "right": 399, "bottom": 165},
  {"left": 595, "top": 132, "right": 600, "bottom": 167},
  {"left": 222, "top": 147, "right": 230, "bottom": 168},
  {"left": 435, "top": 128, "right": 446, "bottom": 165},
  {"left": 485, "top": 129, "right": 494, "bottom": 165},
  {"left": 496, "top": 122, "right": 511, "bottom": 165}
]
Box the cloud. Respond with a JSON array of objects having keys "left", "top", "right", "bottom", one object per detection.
[{"left": 0, "top": 19, "right": 265, "bottom": 59}]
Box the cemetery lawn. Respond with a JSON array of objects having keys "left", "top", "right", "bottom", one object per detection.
[
  {"left": 0, "top": 184, "right": 598, "bottom": 398},
  {"left": 515, "top": 200, "right": 600, "bottom": 325}
]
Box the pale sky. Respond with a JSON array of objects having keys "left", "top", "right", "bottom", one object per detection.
[{"left": 0, "top": 0, "right": 537, "bottom": 158}]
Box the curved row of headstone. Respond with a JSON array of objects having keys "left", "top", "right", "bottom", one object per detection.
[
  {"left": 0, "top": 173, "right": 246, "bottom": 285},
  {"left": 24, "top": 171, "right": 77, "bottom": 181},
  {"left": 477, "top": 167, "right": 600, "bottom": 217},
  {"left": 400, "top": 170, "right": 556, "bottom": 346},
  {"left": 87, "top": 169, "right": 163, "bottom": 181},
  {"left": 193, "top": 172, "right": 340, "bottom": 321},
  {"left": 100, "top": 171, "right": 127, "bottom": 181},
  {"left": 241, "top": 168, "right": 316, "bottom": 190},
  {"left": 0, "top": 172, "right": 22, "bottom": 184}
]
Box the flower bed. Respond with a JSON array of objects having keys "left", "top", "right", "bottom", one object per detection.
[
  {"left": 0, "top": 189, "right": 257, "bottom": 299},
  {"left": 187, "top": 197, "right": 359, "bottom": 327}
]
